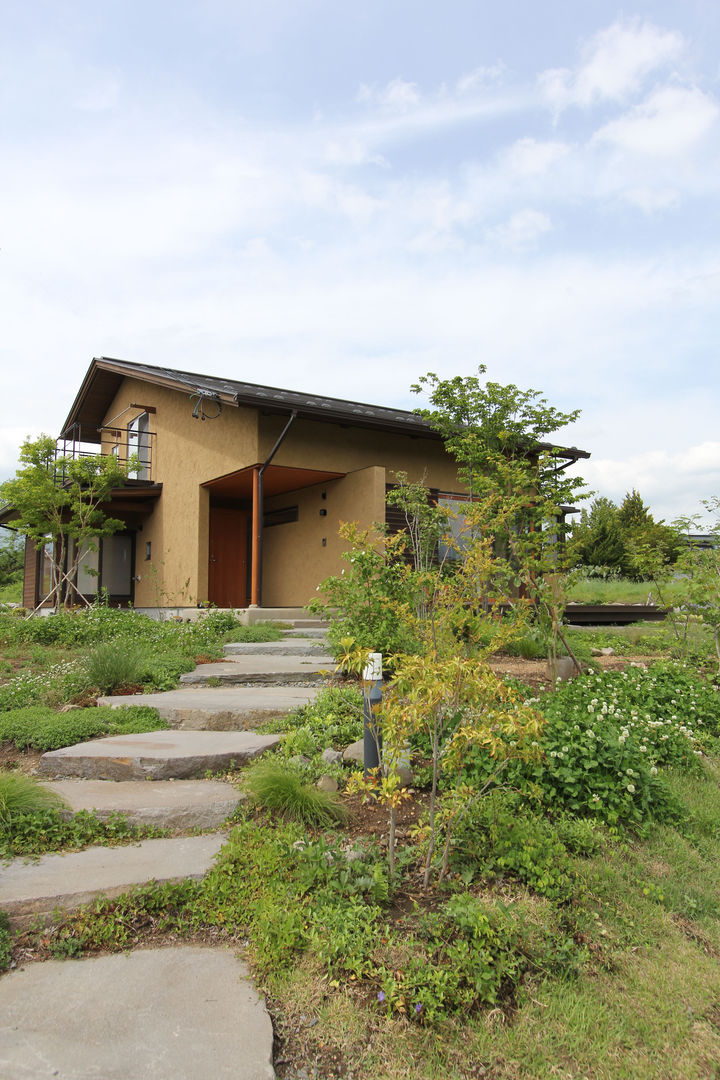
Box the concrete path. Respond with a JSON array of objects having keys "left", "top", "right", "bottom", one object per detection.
[
  {"left": 1, "top": 833, "right": 227, "bottom": 930},
  {"left": 179, "top": 654, "right": 333, "bottom": 686},
  {"left": 41, "top": 778, "right": 244, "bottom": 830},
  {"left": 223, "top": 639, "right": 331, "bottom": 656},
  {"left": 37, "top": 730, "right": 282, "bottom": 781},
  {"left": 98, "top": 685, "right": 321, "bottom": 728},
  {"left": 0, "top": 946, "right": 275, "bottom": 1079}
]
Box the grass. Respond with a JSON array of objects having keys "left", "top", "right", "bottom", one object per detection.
[
  {"left": 566, "top": 575, "right": 684, "bottom": 606},
  {"left": 244, "top": 760, "right": 348, "bottom": 825},
  {"left": 0, "top": 704, "right": 166, "bottom": 751},
  {"left": 0, "top": 771, "right": 67, "bottom": 828}
]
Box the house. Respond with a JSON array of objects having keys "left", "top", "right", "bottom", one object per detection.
[{"left": 8, "top": 357, "right": 590, "bottom": 615}]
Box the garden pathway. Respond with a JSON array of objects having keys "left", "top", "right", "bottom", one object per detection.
[{"left": 1, "top": 621, "right": 331, "bottom": 1079}]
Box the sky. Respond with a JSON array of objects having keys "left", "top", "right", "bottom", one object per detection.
[{"left": 1, "top": 0, "right": 719, "bottom": 525}]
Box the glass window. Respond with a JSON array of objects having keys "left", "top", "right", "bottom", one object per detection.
[{"left": 128, "top": 413, "right": 150, "bottom": 479}]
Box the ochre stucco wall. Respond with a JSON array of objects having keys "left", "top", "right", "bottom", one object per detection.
[
  {"left": 261, "top": 466, "right": 387, "bottom": 607},
  {"left": 100, "top": 378, "right": 259, "bottom": 607},
  {"left": 259, "top": 415, "right": 461, "bottom": 492},
  {"left": 99, "top": 378, "right": 465, "bottom": 608}
]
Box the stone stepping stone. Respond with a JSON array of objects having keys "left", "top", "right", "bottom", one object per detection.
[
  {"left": 0, "top": 946, "right": 275, "bottom": 1079},
  {"left": 37, "top": 730, "right": 281, "bottom": 781},
  {"left": 98, "top": 686, "right": 321, "bottom": 729},
  {"left": 179, "top": 655, "right": 332, "bottom": 687},
  {"left": 223, "top": 639, "right": 331, "bottom": 657},
  {"left": 42, "top": 779, "right": 244, "bottom": 830},
  {"left": 282, "top": 627, "right": 329, "bottom": 639},
  {"left": 0, "top": 833, "right": 227, "bottom": 930}
]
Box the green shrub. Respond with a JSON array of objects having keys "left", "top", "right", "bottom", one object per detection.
[
  {"left": 377, "top": 894, "right": 524, "bottom": 1022},
  {"left": 446, "top": 792, "right": 576, "bottom": 901},
  {"left": 0, "top": 704, "right": 166, "bottom": 751},
  {"left": 244, "top": 761, "right": 348, "bottom": 826},
  {"left": 263, "top": 686, "right": 363, "bottom": 745},
  {"left": 0, "top": 771, "right": 68, "bottom": 829}
]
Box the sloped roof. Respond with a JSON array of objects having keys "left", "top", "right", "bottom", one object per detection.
[{"left": 60, "top": 356, "right": 590, "bottom": 461}]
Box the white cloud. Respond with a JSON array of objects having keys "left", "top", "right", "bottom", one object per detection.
[
  {"left": 356, "top": 77, "right": 421, "bottom": 112},
  {"left": 456, "top": 64, "right": 506, "bottom": 95},
  {"left": 487, "top": 209, "right": 552, "bottom": 249},
  {"left": 593, "top": 85, "right": 718, "bottom": 156},
  {"left": 501, "top": 137, "right": 570, "bottom": 177},
  {"left": 540, "top": 18, "right": 685, "bottom": 111},
  {"left": 582, "top": 443, "right": 720, "bottom": 521}
]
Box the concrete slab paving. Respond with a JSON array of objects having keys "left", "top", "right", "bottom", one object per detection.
[
  {"left": 0, "top": 832, "right": 227, "bottom": 930},
  {"left": 98, "top": 686, "right": 321, "bottom": 728},
  {"left": 0, "top": 945, "right": 275, "bottom": 1079},
  {"left": 223, "top": 639, "right": 330, "bottom": 656},
  {"left": 179, "top": 655, "right": 333, "bottom": 686},
  {"left": 37, "top": 730, "right": 282, "bottom": 781},
  {"left": 41, "top": 779, "right": 244, "bottom": 830}
]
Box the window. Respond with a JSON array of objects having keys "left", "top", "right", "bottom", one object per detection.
[
  {"left": 128, "top": 413, "right": 150, "bottom": 479},
  {"left": 437, "top": 495, "right": 471, "bottom": 562}
]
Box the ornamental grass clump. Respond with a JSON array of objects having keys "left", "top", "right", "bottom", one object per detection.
[
  {"left": 0, "top": 771, "right": 68, "bottom": 830},
  {"left": 245, "top": 761, "right": 348, "bottom": 826},
  {"left": 84, "top": 641, "right": 145, "bottom": 694}
]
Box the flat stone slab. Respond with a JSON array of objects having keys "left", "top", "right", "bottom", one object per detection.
[
  {"left": 283, "top": 627, "right": 329, "bottom": 639},
  {"left": 98, "top": 686, "right": 321, "bottom": 729},
  {"left": 223, "top": 640, "right": 330, "bottom": 657},
  {"left": 41, "top": 779, "right": 244, "bottom": 830},
  {"left": 0, "top": 946, "right": 275, "bottom": 1079},
  {"left": 0, "top": 833, "right": 227, "bottom": 930},
  {"left": 180, "top": 655, "right": 333, "bottom": 687},
  {"left": 37, "top": 731, "right": 281, "bottom": 781}
]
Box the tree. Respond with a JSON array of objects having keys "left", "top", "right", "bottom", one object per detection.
[
  {"left": 412, "top": 366, "right": 588, "bottom": 675},
  {"left": 569, "top": 497, "right": 627, "bottom": 573},
  {"left": 0, "top": 435, "right": 132, "bottom": 613},
  {"left": 570, "top": 490, "right": 681, "bottom": 579},
  {"left": 0, "top": 530, "right": 24, "bottom": 592}
]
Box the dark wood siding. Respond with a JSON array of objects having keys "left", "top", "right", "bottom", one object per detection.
[{"left": 22, "top": 538, "right": 38, "bottom": 610}]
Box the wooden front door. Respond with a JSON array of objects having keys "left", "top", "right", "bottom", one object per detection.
[{"left": 208, "top": 507, "right": 249, "bottom": 607}]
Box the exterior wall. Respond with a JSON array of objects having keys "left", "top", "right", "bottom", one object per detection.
[
  {"left": 100, "top": 378, "right": 260, "bottom": 607},
  {"left": 259, "top": 414, "right": 463, "bottom": 492},
  {"left": 96, "top": 379, "right": 465, "bottom": 608},
  {"left": 23, "top": 538, "right": 38, "bottom": 609},
  {"left": 262, "top": 466, "right": 387, "bottom": 607}
]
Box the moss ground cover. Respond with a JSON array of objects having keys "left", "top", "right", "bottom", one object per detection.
[{"left": 0, "top": 704, "right": 166, "bottom": 751}]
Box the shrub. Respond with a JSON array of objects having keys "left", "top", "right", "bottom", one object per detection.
[
  {"left": 244, "top": 761, "right": 348, "bottom": 826},
  {"left": 263, "top": 686, "right": 364, "bottom": 753},
  {"left": 0, "top": 771, "right": 67, "bottom": 829},
  {"left": 0, "top": 704, "right": 166, "bottom": 751},
  {"left": 445, "top": 791, "right": 576, "bottom": 901}
]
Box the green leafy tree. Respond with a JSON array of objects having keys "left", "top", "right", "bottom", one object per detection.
[
  {"left": 569, "top": 497, "right": 627, "bottom": 573},
  {"left": 412, "top": 367, "right": 588, "bottom": 675},
  {"left": 0, "top": 435, "right": 132, "bottom": 613},
  {"left": 0, "top": 531, "right": 24, "bottom": 593}
]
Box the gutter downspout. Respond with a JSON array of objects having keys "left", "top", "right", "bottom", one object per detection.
[{"left": 250, "top": 410, "right": 297, "bottom": 607}]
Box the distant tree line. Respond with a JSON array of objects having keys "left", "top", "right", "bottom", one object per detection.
[
  {"left": 0, "top": 530, "right": 24, "bottom": 594},
  {"left": 568, "top": 489, "right": 681, "bottom": 579}
]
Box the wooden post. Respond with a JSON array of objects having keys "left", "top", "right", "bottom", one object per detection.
[{"left": 251, "top": 465, "right": 261, "bottom": 606}]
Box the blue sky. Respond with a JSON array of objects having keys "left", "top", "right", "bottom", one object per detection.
[{"left": 1, "top": 0, "right": 719, "bottom": 523}]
